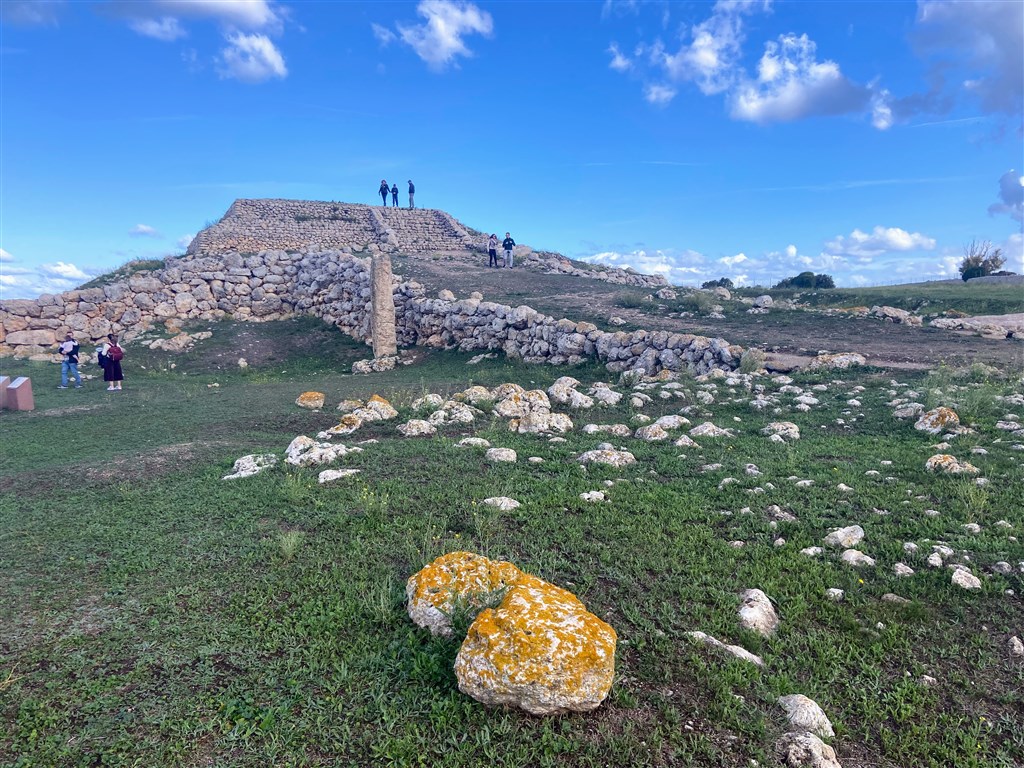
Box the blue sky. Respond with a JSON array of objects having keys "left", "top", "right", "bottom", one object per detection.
[{"left": 1, "top": 0, "right": 1021, "bottom": 299}]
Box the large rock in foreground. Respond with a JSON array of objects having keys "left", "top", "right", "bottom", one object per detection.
[{"left": 454, "top": 575, "right": 617, "bottom": 715}]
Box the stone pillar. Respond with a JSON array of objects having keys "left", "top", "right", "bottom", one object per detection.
[{"left": 370, "top": 254, "right": 398, "bottom": 358}]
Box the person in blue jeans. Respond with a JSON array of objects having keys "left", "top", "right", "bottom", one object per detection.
[{"left": 58, "top": 331, "right": 83, "bottom": 389}]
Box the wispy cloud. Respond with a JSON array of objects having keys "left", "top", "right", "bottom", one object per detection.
[
  {"left": 745, "top": 175, "right": 977, "bottom": 193},
  {"left": 383, "top": 0, "right": 494, "bottom": 71},
  {"left": 987, "top": 169, "right": 1023, "bottom": 222},
  {"left": 0, "top": 0, "right": 64, "bottom": 26},
  {"left": 129, "top": 224, "right": 162, "bottom": 238},
  {"left": 217, "top": 32, "right": 287, "bottom": 83}
]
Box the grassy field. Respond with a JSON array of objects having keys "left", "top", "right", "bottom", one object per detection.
[
  {"left": 753, "top": 281, "right": 1024, "bottom": 316},
  {"left": 1, "top": 319, "right": 1022, "bottom": 767}
]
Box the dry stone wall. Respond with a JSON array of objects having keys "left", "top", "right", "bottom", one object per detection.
[{"left": 0, "top": 249, "right": 741, "bottom": 375}]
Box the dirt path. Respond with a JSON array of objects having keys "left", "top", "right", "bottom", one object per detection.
[{"left": 392, "top": 255, "right": 1024, "bottom": 372}]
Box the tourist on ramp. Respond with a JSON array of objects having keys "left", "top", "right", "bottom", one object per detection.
[
  {"left": 57, "top": 331, "right": 83, "bottom": 389},
  {"left": 100, "top": 333, "right": 125, "bottom": 392},
  {"left": 379, "top": 180, "right": 390, "bottom": 206},
  {"left": 391, "top": 183, "right": 399, "bottom": 207},
  {"left": 502, "top": 232, "right": 516, "bottom": 269},
  {"left": 408, "top": 180, "right": 415, "bottom": 209},
  {"left": 487, "top": 234, "right": 499, "bottom": 267}
]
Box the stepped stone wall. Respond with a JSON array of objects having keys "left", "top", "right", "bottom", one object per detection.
[
  {"left": 187, "top": 199, "right": 477, "bottom": 257},
  {"left": 0, "top": 249, "right": 741, "bottom": 375}
]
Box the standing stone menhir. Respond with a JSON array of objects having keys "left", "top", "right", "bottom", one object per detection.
[{"left": 370, "top": 254, "right": 397, "bottom": 358}]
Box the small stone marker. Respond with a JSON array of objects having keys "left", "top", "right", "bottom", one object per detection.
[
  {"left": 5, "top": 377, "right": 34, "bottom": 411},
  {"left": 0, "top": 375, "right": 9, "bottom": 410}
]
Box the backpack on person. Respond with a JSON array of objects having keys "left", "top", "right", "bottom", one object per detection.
[{"left": 108, "top": 344, "right": 124, "bottom": 362}]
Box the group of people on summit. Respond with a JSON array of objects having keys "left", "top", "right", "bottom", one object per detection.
[{"left": 379, "top": 179, "right": 415, "bottom": 209}]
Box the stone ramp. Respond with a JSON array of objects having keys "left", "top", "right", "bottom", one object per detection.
[{"left": 186, "top": 199, "right": 476, "bottom": 257}]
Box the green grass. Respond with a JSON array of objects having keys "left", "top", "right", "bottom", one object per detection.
[
  {"left": 77, "top": 259, "right": 168, "bottom": 290},
  {"left": 1, "top": 321, "right": 1022, "bottom": 767},
  {"left": 758, "top": 280, "right": 1024, "bottom": 316}
]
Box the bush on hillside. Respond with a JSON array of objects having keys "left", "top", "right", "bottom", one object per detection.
[
  {"left": 701, "top": 277, "right": 734, "bottom": 290},
  {"left": 959, "top": 240, "right": 1005, "bottom": 281},
  {"left": 774, "top": 271, "right": 835, "bottom": 289}
]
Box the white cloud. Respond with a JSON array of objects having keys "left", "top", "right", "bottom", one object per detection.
[
  {"left": 129, "top": 224, "right": 161, "bottom": 238},
  {"left": 644, "top": 84, "right": 676, "bottom": 105},
  {"left": 824, "top": 226, "right": 937, "bottom": 259},
  {"left": 0, "top": 261, "right": 98, "bottom": 299},
  {"left": 784, "top": 244, "right": 797, "bottom": 258},
  {"left": 396, "top": 0, "right": 493, "bottom": 71},
  {"left": 0, "top": 0, "right": 64, "bottom": 26},
  {"left": 218, "top": 32, "right": 287, "bottom": 83},
  {"left": 40, "top": 261, "right": 90, "bottom": 280},
  {"left": 372, "top": 23, "right": 397, "bottom": 46},
  {"left": 129, "top": 16, "right": 187, "bottom": 42},
  {"left": 730, "top": 34, "right": 869, "bottom": 123},
  {"left": 584, "top": 248, "right": 708, "bottom": 285},
  {"left": 719, "top": 253, "right": 747, "bottom": 267},
  {"left": 914, "top": 0, "right": 1023, "bottom": 116},
  {"left": 988, "top": 170, "right": 1024, "bottom": 222},
  {"left": 871, "top": 89, "right": 894, "bottom": 130},
  {"left": 608, "top": 43, "right": 632, "bottom": 72},
  {"left": 177, "top": 234, "right": 196, "bottom": 249},
  {"left": 118, "top": 0, "right": 284, "bottom": 34},
  {"left": 0, "top": 248, "right": 13, "bottom": 262}
]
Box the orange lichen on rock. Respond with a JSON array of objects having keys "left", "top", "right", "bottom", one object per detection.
[
  {"left": 406, "top": 551, "right": 525, "bottom": 637},
  {"left": 454, "top": 574, "right": 617, "bottom": 715},
  {"left": 915, "top": 407, "right": 961, "bottom": 435},
  {"left": 925, "top": 454, "right": 979, "bottom": 475},
  {"left": 295, "top": 391, "right": 326, "bottom": 409}
]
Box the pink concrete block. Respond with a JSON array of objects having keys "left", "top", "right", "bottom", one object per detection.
[{"left": 6, "top": 376, "right": 34, "bottom": 411}]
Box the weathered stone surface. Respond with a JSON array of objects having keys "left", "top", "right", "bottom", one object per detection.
[
  {"left": 807, "top": 352, "right": 866, "bottom": 370},
  {"left": 776, "top": 732, "right": 842, "bottom": 768},
  {"left": 762, "top": 421, "right": 801, "bottom": 441},
  {"left": 370, "top": 254, "right": 398, "bottom": 358},
  {"left": 778, "top": 694, "right": 835, "bottom": 738},
  {"left": 284, "top": 436, "right": 361, "bottom": 467},
  {"left": 824, "top": 525, "right": 864, "bottom": 549},
  {"left": 318, "top": 468, "right": 361, "bottom": 483},
  {"left": 841, "top": 549, "right": 875, "bottom": 567},
  {"left": 925, "top": 454, "right": 979, "bottom": 475},
  {"left": 454, "top": 575, "right": 617, "bottom": 715},
  {"left": 222, "top": 453, "right": 277, "bottom": 480},
  {"left": 483, "top": 497, "right": 521, "bottom": 511},
  {"left": 486, "top": 447, "right": 518, "bottom": 463},
  {"left": 951, "top": 569, "right": 982, "bottom": 590},
  {"left": 397, "top": 419, "right": 436, "bottom": 437},
  {"left": 738, "top": 589, "right": 778, "bottom": 637},
  {"left": 295, "top": 391, "right": 325, "bottom": 409},
  {"left": 685, "top": 631, "right": 763, "bottom": 666},
  {"left": 406, "top": 551, "right": 524, "bottom": 637},
  {"left": 577, "top": 449, "right": 636, "bottom": 467},
  {"left": 915, "top": 407, "right": 961, "bottom": 435}
]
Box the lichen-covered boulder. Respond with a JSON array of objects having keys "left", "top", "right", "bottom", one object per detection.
[
  {"left": 222, "top": 453, "right": 277, "bottom": 480},
  {"left": 509, "top": 412, "right": 573, "bottom": 434},
  {"left": 353, "top": 394, "right": 399, "bottom": 422},
  {"left": 690, "top": 422, "right": 735, "bottom": 438},
  {"left": 577, "top": 449, "right": 636, "bottom": 467},
  {"left": 454, "top": 575, "right": 617, "bottom": 715},
  {"left": 925, "top": 454, "right": 979, "bottom": 475},
  {"left": 397, "top": 419, "right": 436, "bottom": 437},
  {"left": 494, "top": 389, "right": 551, "bottom": 419},
  {"left": 635, "top": 424, "right": 670, "bottom": 442},
  {"left": 915, "top": 407, "right": 960, "bottom": 435},
  {"left": 320, "top": 413, "right": 362, "bottom": 437},
  {"left": 296, "top": 391, "right": 325, "bottom": 409},
  {"left": 406, "top": 551, "right": 525, "bottom": 637},
  {"left": 762, "top": 421, "right": 801, "bottom": 441},
  {"left": 285, "top": 436, "right": 362, "bottom": 467}
]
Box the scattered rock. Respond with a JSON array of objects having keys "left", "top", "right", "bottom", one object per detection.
[
  {"left": 222, "top": 453, "right": 277, "bottom": 480},
  {"left": 397, "top": 419, "right": 437, "bottom": 437},
  {"left": 486, "top": 447, "right": 518, "bottom": 463},
  {"left": 738, "top": 589, "right": 779, "bottom": 637},
  {"left": 823, "top": 525, "right": 864, "bottom": 549},
  {"left": 825, "top": 588, "right": 844, "bottom": 602},
  {"left": 925, "top": 454, "right": 980, "bottom": 475},
  {"left": 777, "top": 694, "right": 835, "bottom": 739},
  {"left": 915, "top": 407, "right": 961, "bottom": 435},
  {"left": 841, "top": 549, "right": 875, "bottom": 567},
  {"left": 951, "top": 569, "right": 982, "bottom": 590},
  {"left": 318, "top": 468, "right": 361, "bottom": 484},
  {"left": 577, "top": 449, "right": 636, "bottom": 467},
  {"left": 776, "top": 731, "right": 842, "bottom": 768},
  {"left": 685, "top": 631, "right": 763, "bottom": 667},
  {"left": 482, "top": 497, "right": 521, "bottom": 511},
  {"left": 579, "top": 491, "right": 606, "bottom": 503},
  {"left": 295, "top": 391, "right": 325, "bottom": 409},
  {"left": 762, "top": 422, "right": 801, "bottom": 441}
]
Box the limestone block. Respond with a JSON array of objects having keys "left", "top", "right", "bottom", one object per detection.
[{"left": 5, "top": 329, "right": 56, "bottom": 346}]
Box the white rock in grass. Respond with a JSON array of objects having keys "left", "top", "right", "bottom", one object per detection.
[
  {"left": 653, "top": 414, "right": 690, "bottom": 430},
  {"left": 582, "top": 423, "right": 632, "bottom": 437},
  {"left": 836, "top": 483, "right": 853, "bottom": 492},
  {"left": 486, "top": 448, "right": 518, "bottom": 463},
  {"left": 745, "top": 464, "right": 763, "bottom": 476},
  {"left": 579, "top": 491, "right": 606, "bottom": 503},
  {"left": 841, "top": 549, "right": 875, "bottom": 567},
  {"left": 925, "top": 454, "right": 979, "bottom": 475},
  {"left": 903, "top": 542, "right": 919, "bottom": 554},
  {"left": 801, "top": 547, "right": 823, "bottom": 558},
  {"left": 674, "top": 435, "right": 701, "bottom": 448},
  {"left": 738, "top": 589, "right": 778, "bottom": 636},
  {"left": 222, "top": 453, "right": 277, "bottom": 480},
  {"left": 318, "top": 468, "right": 361, "bottom": 484},
  {"left": 962, "top": 523, "right": 981, "bottom": 534},
  {"left": 762, "top": 422, "right": 801, "bottom": 441},
  {"left": 995, "top": 520, "right": 1012, "bottom": 529},
  {"left": 927, "top": 552, "right": 943, "bottom": 567},
  {"left": 685, "top": 631, "right": 763, "bottom": 667},
  {"left": 729, "top": 540, "right": 745, "bottom": 548},
  {"left": 397, "top": 419, "right": 437, "bottom": 437},
  {"left": 577, "top": 449, "right": 636, "bottom": 468},
  {"left": 285, "top": 437, "right": 362, "bottom": 467},
  {"left": 777, "top": 694, "right": 835, "bottom": 738},
  {"left": 1009, "top": 636, "right": 1024, "bottom": 658},
  {"left": 825, "top": 588, "right": 844, "bottom": 602},
  {"left": 893, "top": 563, "right": 915, "bottom": 577},
  {"left": 412, "top": 394, "right": 444, "bottom": 410},
  {"left": 951, "top": 569, "right": 982, "bottom": 590},
  {"left": 823, "top": 525, "right": 864, "bottom": 549},
  {"left": 915, "top": 407, "right": 961, "bottom": 435},
  {"left": 776, "top": 732, "right": 841, "bottom": 768},
  {"left": 483, "top": 497, "right": 520, "bottom": 511},
  {"left": 590, "top": 386, "right": 623, "bottom": 406},
  {"left": 690, "top": 422, "right": 734, "bottom": 438},
  {"left": 635, "top": 424, "right": 670, "bottom": 441},
  {"left": 528, "top": 456, "right": 544, "bottom": 464},
  {"left": 458, "top": 437, "right": 491, "bottom": 448}
]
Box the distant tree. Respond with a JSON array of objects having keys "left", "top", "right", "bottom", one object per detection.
[
  {"left": 959, "top": 240, "right": 1005, "bottom": 281},
  {"left": 701, "top": 277, "right": 734, "bottom": 289},
  {"left": 774, "top": 271, "right": 834, "bottom": 289}
]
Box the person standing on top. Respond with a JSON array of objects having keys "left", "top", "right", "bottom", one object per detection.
[
  {"left": 407, "top": 180, "right": 415, "bottom": 209},
  {"left": 379, "top": 179, "right": 390, "bottom": 206},
  {"left": 487, "top": 234, "right": 499, "bottom": 268},
  {"left": 391, "top": 183, "right": 399, "bottom": 207},
  {"left": 502, "top": 232, "right": 516, "bottom": 269},
  {"left": 57, "top": 331, "right": 83, "bottom": 389}
]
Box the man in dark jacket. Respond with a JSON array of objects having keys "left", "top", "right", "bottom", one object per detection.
[
  {"left": 502, "top": 232, "right": 516, "bottom": 269},
  {"left": 58, "top": 331, "right": 82, "bottom": 389},
  {"left": 408, "top": 180, "right": 415, "bottom": 209}
]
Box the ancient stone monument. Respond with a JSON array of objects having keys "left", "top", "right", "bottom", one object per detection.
[{"left": 370, "top": 254, "right": 398, "bottom": 358}]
